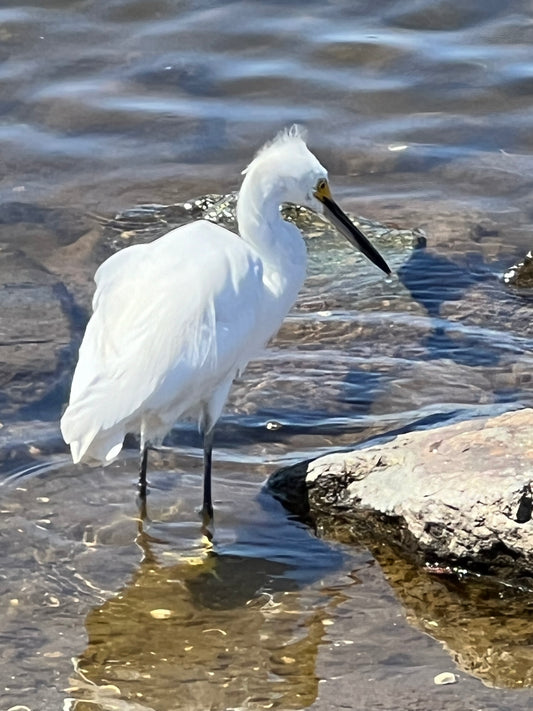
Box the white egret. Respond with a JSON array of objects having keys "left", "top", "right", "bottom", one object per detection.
[{"left": 60, "top": 125, "right": 390, "bottom": 518}]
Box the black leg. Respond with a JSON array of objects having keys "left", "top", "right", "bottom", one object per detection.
[
  {"left": 201, "top": 427, "right": 214, "bottom": 520},
  {"left": 138, "top": 445, "right": 148, "bottom": 520}
]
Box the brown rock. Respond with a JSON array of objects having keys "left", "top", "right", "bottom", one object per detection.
[
  {"left": 270, "top": 408, "right": 533, "bottom": 579},
  {"left": 504, "top": 250, "right": 533, "bottom": 288}
]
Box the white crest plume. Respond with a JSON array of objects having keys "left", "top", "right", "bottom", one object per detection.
[{"left": 242, "top": 124, "right": 308, "bottom": 175}]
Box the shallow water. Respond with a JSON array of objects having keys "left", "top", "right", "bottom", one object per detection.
[{"left": 1, "top": 1, "right": 533, "bottom": 710}]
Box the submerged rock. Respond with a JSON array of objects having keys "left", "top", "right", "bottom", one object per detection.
[
  {"left": 0, "top": 202, "right": 98, "bottom": 428},
  {"left": 269, "top": 408, "right": 533, "bottom": 581},
  {"left": 100, "top": 193, "right": 426, "bottom": 257},
  {"left": 0, "top": 247, "right": 75, "bottom": 422}
]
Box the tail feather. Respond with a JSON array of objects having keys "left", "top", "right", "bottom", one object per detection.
[{"left": 61, "top": 401, "right": 126, "bottom": 465}]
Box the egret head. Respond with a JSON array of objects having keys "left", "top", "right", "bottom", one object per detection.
[
  {"left": 244, "top": 125, "right": 391, "bottom": 275},
  {"left": 243, "top": 125, "right": 326, "bottom": 205}
]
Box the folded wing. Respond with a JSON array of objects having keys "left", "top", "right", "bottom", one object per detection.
[{"left": 60, "top": 220, "right": 265, "bottom": 463}]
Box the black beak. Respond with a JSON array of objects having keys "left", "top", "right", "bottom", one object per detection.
[{"left": 320, "top": 194, "right": 391, "bottom": 276}]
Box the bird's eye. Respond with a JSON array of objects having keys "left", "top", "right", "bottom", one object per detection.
[{"left": 316, "top": 178, "right": 327, "bottom": 192}]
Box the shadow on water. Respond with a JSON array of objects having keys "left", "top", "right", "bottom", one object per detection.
[
  {"left": 398, "top": 246, "right": 525, "bottom": 367},
  {"left": 398, "top": 248, "right": 494, "bottom": 320}
]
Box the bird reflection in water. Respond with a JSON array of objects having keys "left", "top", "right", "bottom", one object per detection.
[{"left": 65, "top": 493, "right": 352, "bottom": 711}]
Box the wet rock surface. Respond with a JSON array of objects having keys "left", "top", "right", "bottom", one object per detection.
[
  {"left": 504, "top": 250, "right": 533, "bottom": 289},
  {"left": 0, "top": 203, "right": 98, "bottom": 428},
  {"left": 269, "top": 408, "right": 533, "bottom": 581}
]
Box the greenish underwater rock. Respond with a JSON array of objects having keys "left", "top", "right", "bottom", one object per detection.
[{"left": 100, "top": 192, "right": 426, "bottom": 257}]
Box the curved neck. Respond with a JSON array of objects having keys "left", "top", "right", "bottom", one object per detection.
[
  {"left": 236, "top": 165, "right": 286, "bottom": 256},
  {"left": 235, "top": 164, "right": 307, "bottom": 304}
]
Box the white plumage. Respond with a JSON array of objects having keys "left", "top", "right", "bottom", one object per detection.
[{"left": 61, "top": 125, "right": 390, "bottom": 517}]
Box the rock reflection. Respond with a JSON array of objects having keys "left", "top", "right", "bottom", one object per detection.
[
  {"left": 327, "top": 523, "right": 533, "bottom": 689},
  {"left": 384, "top": 553, "right": 533, "bottom": 689},
  {"left": 67, "top": 520, "right": 344, "bottom": 711}
]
